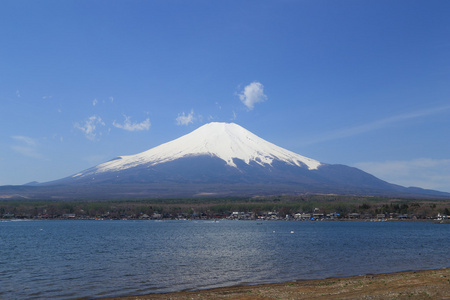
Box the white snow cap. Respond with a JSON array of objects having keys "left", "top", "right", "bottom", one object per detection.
[{"left": 91, "top": 122, "right": 322, "bottom": 174}]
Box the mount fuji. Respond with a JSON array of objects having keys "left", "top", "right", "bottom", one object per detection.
[
  {"left": 69, "top": 122, "right": 322, "bottom": 182},
  {"left": 3, "top": 122, "right": 449, "bottom": 199}
]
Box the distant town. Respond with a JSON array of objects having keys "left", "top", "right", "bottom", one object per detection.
[{"left": 1, "top": 196, "right": 449, "bottom": 222}]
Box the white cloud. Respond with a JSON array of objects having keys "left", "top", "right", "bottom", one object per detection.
[
  {"left": 16, "top": 90, "right": 21, "bottom": 98},
  {"left": 74, "top": 115, "right": 105, "bottom": 141},
  {"left": 12, "top": 135, "right": 37, "bottom": 146},
  {"left": 238, "top": 81, "right": 267, "bottom": 110},
  {"left": 93, "top": 98, "right": 98, "bottom": 106},
  {"left": 231, "top": 110, "right": 237, "bottom": 121},
  {"left": 11, "top": 136, "right": 42, "bottom": 158},
  {"left": 11, "top": 146, "right": 42, "bottom": 159},
  {"left": 354, "top": 158, "right": 450, "bottom": 192},
  {"left": 52, "top": 134, "right": 64, "bottom": 142},
  {"left": 176, "top": 110, "right": 195, "bottom": 126},
  {"left": 109, "top": 96, "right": 114, "bottom": 103},
  {"left": 113, "top": 116, "right": 151, "bottom": 131}
]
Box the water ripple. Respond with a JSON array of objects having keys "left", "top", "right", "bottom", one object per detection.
[{"left": 0, "top": 220, "right": 448, "bottom": 299}]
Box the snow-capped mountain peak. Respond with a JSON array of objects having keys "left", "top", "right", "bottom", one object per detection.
[
  {"left": 79, "top": 122, "right": 321, "bottom": 176},
  {"left": 33, "top": 122, "right": 450, "bottom": 199}
]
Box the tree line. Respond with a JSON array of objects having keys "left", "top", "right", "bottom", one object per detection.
[{"left": 1, "top": 196, "right": 449, "bottom": 220}]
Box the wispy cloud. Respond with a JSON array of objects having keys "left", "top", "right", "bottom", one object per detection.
[
  {"left": 11, "top": 136, "right": 42, "bottom": 158},
  {"left": 11, "top": 146, "right": 42, "bottom": 159},
  {"left": 12, "top": 135, "right": 37, "bottom": 146},
  {"left": 92, "top": 98, "right": 98, "bottom": 106},
  {"left": 52, "top": 134, "right": 64, "bottom": 142},
  {"left": 16, "top": 90, "right": 21, "bottom": 98},
  {"left": 238, "top": 81, "right": 267, "bottom": 110},
  {"left": 74, "top": 115, "right": 105, "bottom": 141},
  {"left": 355, "top": 158, "right": 450, "bottom": 192},
  {"left": 113, "top": 116, "right": 151, "bottom": 131},
  {"left": 306, "top": 105, "right": 450, "bottom": 145},
  {"left": 176, "top": 109, "right": 195, "bottom": 126}
]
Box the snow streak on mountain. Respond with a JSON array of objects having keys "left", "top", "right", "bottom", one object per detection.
[{"left": 74, "top": 122, "right": 321, "bottom": 178}]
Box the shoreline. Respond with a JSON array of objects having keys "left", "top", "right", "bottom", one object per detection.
[
  {"left": 102, "top": 268, "right": 449, "bottom": 300},
  {"left": 2, "top": 218, "right": 448, "bottom": 223}
]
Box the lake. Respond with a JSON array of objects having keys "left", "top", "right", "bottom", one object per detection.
[{"left": 0, "top": 220, "right": 448, "bottom": 299}]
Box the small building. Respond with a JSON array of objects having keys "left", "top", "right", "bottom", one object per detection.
[
  {"left": 294, "top": 213, "right": 312, "bottom": 220},
  {"left": 152, "top": 212, "right": 162, "bottom": 219},
  {"left": 302, "top": 213, "right": 311, "bottom": 219},
  {"left": 348, "top": 213, "right": 360, "bottom": 219},
  {"left": 2, "top": 213, "right": 15, "bottom": 219},
  {"left": 326, "top": 212, "right": 339, "bottom": 219},
  {"left": 313, "top": 213, "right": 324, "bottom": 219},
  {"left": 62, "top": 214, "right": 76, "bottom": 219}
]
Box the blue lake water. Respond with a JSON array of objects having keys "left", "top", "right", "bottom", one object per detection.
[{"left": 0, "top": 220, "right": 449, "bottom": 299}]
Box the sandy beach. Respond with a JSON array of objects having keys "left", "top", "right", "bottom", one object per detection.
[{"left": 102, "top": 268, "right": 449, "bottom": 300}]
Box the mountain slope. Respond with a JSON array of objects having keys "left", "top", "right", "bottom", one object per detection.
[
  {"left": 71, "top": 122, "right": 321, "bottom": 181},
  {"left": 5, "top": 122, "right": 449, "bottom": 199}
]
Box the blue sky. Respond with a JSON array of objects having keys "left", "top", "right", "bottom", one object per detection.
[{"left": 1, "top": 0, "right": 450, "bottom": 192}]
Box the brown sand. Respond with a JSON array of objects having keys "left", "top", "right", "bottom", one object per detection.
[{"left": 102, "top": 268, "right": 449, "bottom": 300}]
